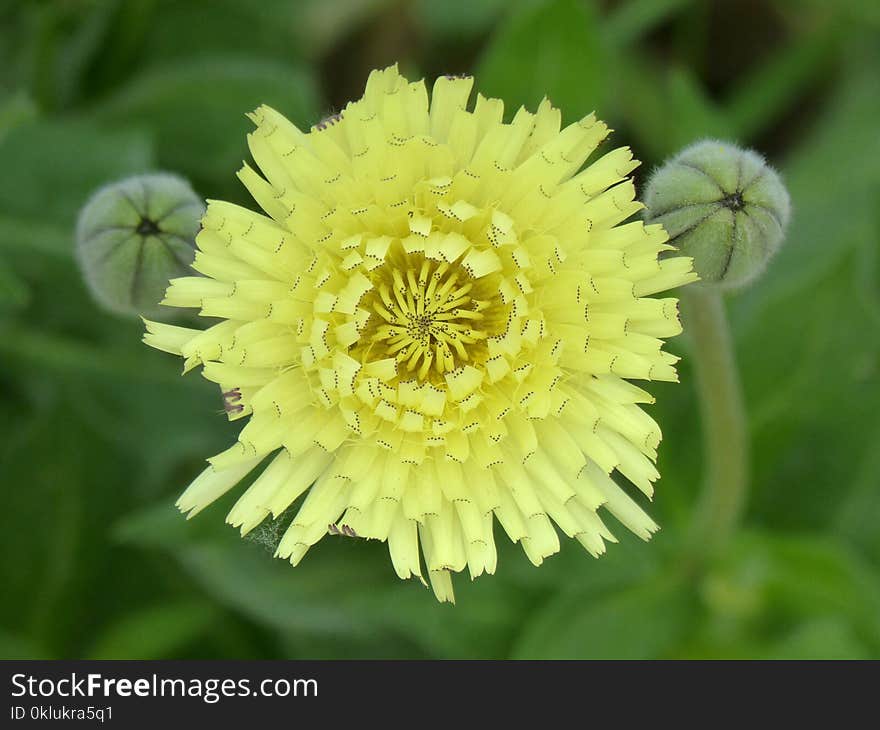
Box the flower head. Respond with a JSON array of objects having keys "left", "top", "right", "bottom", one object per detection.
[{"left": 143, "top": 65, "right": 696, "bottom": 602}]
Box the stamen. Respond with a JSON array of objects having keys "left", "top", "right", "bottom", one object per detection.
[{"left": 358, "top": 254, "right": 501, "bottom": 380}]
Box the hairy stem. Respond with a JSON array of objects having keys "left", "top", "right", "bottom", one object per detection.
[{"left": 681, "top": 287, "right": 749, "bottom": 555}]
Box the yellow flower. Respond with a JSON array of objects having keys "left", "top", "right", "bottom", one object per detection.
[{"left": 143, "top": 65, "right": 697, "bottom": 602}]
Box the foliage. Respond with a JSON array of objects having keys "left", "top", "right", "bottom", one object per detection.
[{"left": 2, "top": 0, "right": 878, "bottom": 659}]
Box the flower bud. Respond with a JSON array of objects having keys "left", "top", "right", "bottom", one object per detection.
[
  {"left": 644, "top": 140, "right": 791, "bottom": 290},
  {"left": 76, "top": 173, "right": 204, "bottom": 316}
]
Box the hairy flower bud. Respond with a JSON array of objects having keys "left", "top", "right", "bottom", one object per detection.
[
  {"left": 76, "top": 173, "right": 204, "bottom": 316},
  {"left": 644, "top": 140, "right": 791, "bottom": 290}
]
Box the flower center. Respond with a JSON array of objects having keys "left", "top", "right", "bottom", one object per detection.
[{"left": 355, "top": 249, "right": 505, "bottom": 382}]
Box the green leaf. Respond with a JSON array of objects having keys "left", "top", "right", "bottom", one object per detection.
[
  {"left": 614, "top": 57, "right": 733, "bottom": 163},
  {"left": 758, "top": 535, "right": 880, "bottom": 639},
  {"left": 725, "top": 27, "right": 840, "bottom": 140},
  {"left": 0, "top": 630, "right": 51, "bottom": 660},
  {"left": 139, "top": 0, "right": 345, "bottom": 66},
  {"left": 0, "top": 259, "right": 31, "bottom": 313},
  {"left": 115, "top": 497, "right": 394, "bottom": 637},
  {"left": 0, "top": 399, "right": 153, "bottom": 655},
  {"left": 116, "top": 497, "right": 531, "bottom": 657},
  {"left": 45, "top": 0, "right": 157, "bottom": 109},
  {"left": 760, "top": 617, "right": 871, "bottom": 660},
  {"left": 699, "top": 532, "right": 880, "bottom": 656},
  {"left": 834, "top": 423, "right": 880, "bottom": 561},
  {"left": 787, "top": 0, "right": 880, "bottom": 28},
  {"left": 0, "top": 89, "right": 38, "bottom": 143},
  {"left": 293, "top": 0, "right": 396, "bottom": 58},
  {"left": 511, "top": 575, "right": 694, "bottom": 659},
  {"left": 476, "top": 0, "right": 605, "bottom": 122},
  {"left": 664, "top": 67, "right": 735, "bottom": 144},
  {"left": 732, "top": 255, "right": 879, "bottom": 530},
  {"left": 113, "top": 499, "right": 203, "bottom": 549},
  {"left": 86, "top": 600, "right": 217, "bottom": 660},
  {"left": 0, "top": 324, "right": 186, "bottom": 385},
  {"left": 723, "top": 52, "right": 880, "bottom": 533},
  {"left": 415, "top": 0, "right": 508, "bottom": 40},
  {"left": 731, "top": 55, "right": 880, "bottom": 320},
  {"left": 603, "top": 0, "right": 692, "bottom": 49},
  {"left": 87, "top": 58, "right": 321, "bottom": 197},
  {"left": 0, "top": 119, "right": 155, "bottom": 257},
  {"left": 353, "top": 569, "right": 529, "bottom": 658}
]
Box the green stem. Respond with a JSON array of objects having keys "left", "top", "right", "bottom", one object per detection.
[{"left": 681, "top": 287, "right": 749, "bottom": 556}]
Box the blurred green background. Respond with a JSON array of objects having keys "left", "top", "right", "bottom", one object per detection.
[{"left": 2, "top": 0, "right": 879, "bottom": 659}]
